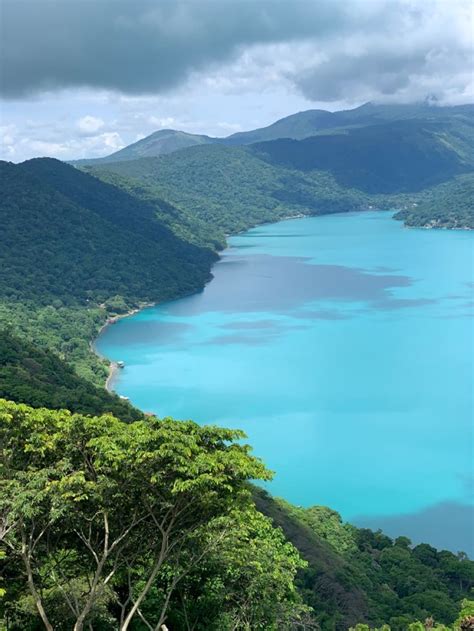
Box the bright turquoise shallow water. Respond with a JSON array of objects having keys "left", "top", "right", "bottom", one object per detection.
[{"left": 97, "top": 212, "right": 474, "bottom": 553}]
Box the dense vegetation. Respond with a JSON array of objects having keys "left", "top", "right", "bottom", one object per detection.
[
  {"left": 251, "top": 119, "right": 474, "bottom": 193},
  {"left": 1, "top": 399, "right": 473, "bottom": 630},
  {"left": 394, "top": 174, "right": 474, "bottom": 229},
  {"left": 85, "top": 146, "right": 373, "bottom": 234},
  {"left": 0, "top": 399, "right": 311, "bottom": 631},
  {"left": 256, "top": 491, "right": 474, "bottom": 630},
  {"left": 0, "top": 159, "right": 215, "bottom": 307},
  {"left": 86, "top": 112, "right": 473, "bottom": 234},
  {"left": 0, "top": 331, "right": 140, "bottom": 421},
  {"left": 0, "top": 158, "right": 217, "bottom": 382}
]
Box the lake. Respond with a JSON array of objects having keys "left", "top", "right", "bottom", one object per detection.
[{"left": 96, "top": 211, "right": 474, "bottom": 554}]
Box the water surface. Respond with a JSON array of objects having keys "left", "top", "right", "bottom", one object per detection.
[{"left": 97, "top": 212, "right": 474, "bottom": 553}]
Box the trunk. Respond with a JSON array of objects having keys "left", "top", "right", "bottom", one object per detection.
[
  {"left": 121, "top": 535, "right": 168, "bottom": 631},
  {"left": 21, "top": 549, "right": 54, "bottom": 631}
]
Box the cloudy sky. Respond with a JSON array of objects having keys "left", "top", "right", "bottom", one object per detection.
[{"left": 1, "top": 0, "right": 472, "bottom": 162}]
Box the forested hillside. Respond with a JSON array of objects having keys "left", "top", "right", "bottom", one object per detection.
[
  {"left": 394, "top": 174, "right": 474, "bottom": 229},
  {"left": 250, "top": 119, "right": 474, "bottom": 193},
  {"left": 0, "top": 158, "right": 217, "bottom": 381},
  {"left": 0, "top": 330, "right": 140, "bottom": 421},
  {"left": 255, "top": 491, "right": 474, "bottom": 629},
  {"left": 85, "top": 112, "right": 474, "bottom": 232},
  {"left": 85, "top": 146, "right": 373, "bottom": 234}
]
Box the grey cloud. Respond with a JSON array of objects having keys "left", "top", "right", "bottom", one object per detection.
[
  {"left": 295, "top": 44, "right": 471, "bottom": 103},
  {"left": 1, "top": 0, "right": 470, "bottom": 105},
  {"left": 0, "top": 0, "right": 351, "bottom": 98}
]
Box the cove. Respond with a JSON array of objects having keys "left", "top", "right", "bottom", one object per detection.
[{"left": 96, "top": 211, "right": 474, "bottom": 554}]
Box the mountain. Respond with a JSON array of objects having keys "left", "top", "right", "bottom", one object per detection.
[
  {"left": 0, "top": 158, "right": 215, "bottom": 306},
  {"left": 84, "top": 113, "right": 474, "bottom": 233},
  {"left": 73, "top": 129, "right": 216, "bottom": 165},
  {"left": 85, "top": 145, "right": 371, "bottom": 234},
  {"left": 0, "top": 158, "right": 217, "bottom": 382},
  {"left": 250, "top": 118, "right": 474, "bottom": 193},
  {"left": 73, "top": 102, "right": 474, "bottom": 166},
  {"left": 226, "top": 102, "right": 474, "bottom": 144}
]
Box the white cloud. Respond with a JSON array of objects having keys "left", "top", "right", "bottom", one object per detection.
[{"left": 77, "top": 115, "right": 105, "bottom": 134}]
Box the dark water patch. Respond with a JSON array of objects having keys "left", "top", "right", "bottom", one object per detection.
[
  {"left": 355, "top": 501, "right": 474, "bottom": 556},
  {"left": 162, "top": 254, "right": 419, "bottom": 316},
  {"left": 373, "top": 297, "right": 438, "bottom": 311},
  {"left": 296, "top": 309, "right": 352, "bottom": 320},
  {"left": 102, "top": 321, "right": 192, "bottom": 347},
  {"left": 220, "top": 319, "right": 279, "bottom": 330},
  {"left": 205, "top": 333, "right": 279, "bottom": 347}
]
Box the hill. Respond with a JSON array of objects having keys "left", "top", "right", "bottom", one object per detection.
[
  {"left": 72, "top": 129, "right": 216, "bottom": 165},
  {"left": 0, "top": 158, "right": 216, "bottom": 305},
  {"left": 394, "top": 173, "right": 474, "bottom": 229},
  {"left": 0, "top": 330, "right": 141, "bottom": 421},
  {"left": 255, "top": 490, "right": 474, "bottom": 630},
  {"left": 0, "top": 158, "right": 217, "bottom": 381},
  {"left": 226, "top": 102, "right": 474, "bottom": 145},
  {"left": 84, "top": 145, "right": 375, "bottom": 234},
  {"left": 73, "top": 102, "right": 474, "bottom": 166},
  {"left": 85, "top": 114, "right": 474, "bottom": 234},
  {"left": 250, "top": 118, "right": 474, "bottom": 193}
]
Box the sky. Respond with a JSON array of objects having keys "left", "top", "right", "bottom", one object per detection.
[{"left": 1, "top": 0, "right": 472, "bottom": 163}]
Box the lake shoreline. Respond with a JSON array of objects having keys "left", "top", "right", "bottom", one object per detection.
[{"left": 94, "top": 304, "right": 155, "bottom": 392}]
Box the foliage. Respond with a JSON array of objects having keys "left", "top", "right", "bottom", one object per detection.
[
  {"left": 86, "top": 145, "right": 373, "bottom": 235},
  {"left": 394, "top": 174, "right": 474, "bottom": 229},
  {"left": 255, "top": 490, "right": 474, "bottom": 631},
  {"left": 0, "top": 157, "right": 217, "bottom": 380},
  {"left": 0, "top": 158, "right": 216, "bottom": 307},
  {"left": 0, "top": 399, "right": 310, "bottom": 630},
  {"left": 251, "top": 118, "right": 474, "bottom": 193},
  {"left": 0, "top": 330, "right": 140, "bottom": 421}
]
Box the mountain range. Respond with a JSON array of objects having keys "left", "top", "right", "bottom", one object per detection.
[{"left": 72, "top": 102, "right": 474, "bottom": 165}]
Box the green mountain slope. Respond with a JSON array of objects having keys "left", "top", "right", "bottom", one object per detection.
[
  {"left": 0, "top": 158, "right": 217, "bottom": 382},
  {"left": 0, "top": 330, "right": 140, "bottom": 421},
  {"left": 250, "top": 119, "right": 474, "bottom": 193},
  {"left": 394, "top": 173, "right": 474, "bottom": 229},
  {"left": 0, "top": 158, "right": 215, "bottom": 305},
  {"left": 225, "top": 102, "right": 474, "bottom": 144},
  {"left": 255, "top": 490, "right": 474, "bottom": 630},
  {"left": 73, "top": 129, "right": 216, "bottom": 165},
  {"left": 84, "top": 145, "right": 372, "bottom": 234}
]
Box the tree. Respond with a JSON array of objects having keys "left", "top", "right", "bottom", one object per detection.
[{"left": 0, "top": 399, "right": 309, "bottom": 630}]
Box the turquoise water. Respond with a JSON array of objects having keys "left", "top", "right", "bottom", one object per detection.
[{"left": 96, "top": 212, "right": 474, "bottom": 553}]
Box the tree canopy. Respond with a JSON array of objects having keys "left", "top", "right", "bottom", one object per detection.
[{"left": 0, "top": 399, "right": 310, "bottom": 631}]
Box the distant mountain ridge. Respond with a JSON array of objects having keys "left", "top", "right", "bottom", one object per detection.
[{"left": 72, "top": 102, "right": 474, "bottom": 165}]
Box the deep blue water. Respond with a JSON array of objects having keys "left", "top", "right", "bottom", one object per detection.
[{"left": 96, "top": 212, "right": 474, "bottom": 554}]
